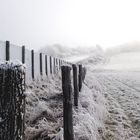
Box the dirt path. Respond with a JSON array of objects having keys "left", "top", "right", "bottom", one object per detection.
[{"left": 94, "top": 71, "right": 140, "bottom": 140}]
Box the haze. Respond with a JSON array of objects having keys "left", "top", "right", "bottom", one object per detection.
[{"left": 1, "top": 0, "right": 140, "bottom": 50}]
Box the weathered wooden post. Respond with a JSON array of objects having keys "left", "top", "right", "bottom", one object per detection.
[
  {"left": 53, "top": 57, "right": 56, "bottom": 74},
  {"left": 31, "top": 50, "right": 34, "bottom": 79},
  {"left": 79, "top": 64, "right": 82, "bottom": 92},
  {"left": 56, "top": 58, "right": 58, "bottom": 73},
  {"left": 61, "top": 66, "right": 74, "bottom": 140},
  {"left": 50, "top": 56, "right": 52, "bottom": 74},
  {"left": 72, "top": 64, "right": 79, "bottom": 107},
  {"left": 0, "top": 63, "right": 26, "bottom": 140},
  {"left": 40, "top": 53, "right": 43, "bottom": 76},
  {"left": 22, "top": 46, "right": 25, "bottom": 64},
  {"left": 59, "top": 59, "right": 61, "bottom": 69},
  {"left": 6, "top": 40, "right": 10, "bottom": 61},
  {"left": 45, "top": 55, "right": 48, "bottom": 76}
]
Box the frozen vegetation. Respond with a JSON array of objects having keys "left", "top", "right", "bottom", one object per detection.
[{"left": 25, "top": 43, "right": 140, "bottom": 140}]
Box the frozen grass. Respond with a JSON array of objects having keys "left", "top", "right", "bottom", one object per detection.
[
  {"left": 25, "top": 55, "right": 108, "bottom": 140},
  {"left": 25, "top": 45, "right": 140, "bottom": 140},
  {"left": 25, "top": 73, "right": 107, "bottom": 140},
  {"left": 25, "top": 75, "right": 64, "bottom": 140}
]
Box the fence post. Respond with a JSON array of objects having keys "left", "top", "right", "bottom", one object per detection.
[
  {"left": 79, "top": 64, "right": 82, "bottom": 92},
  {"left": 56, "top": 58, "right": 58, "bottom": 72},
  {"left": 40, "top": 53, "right": 43, "bottom": 76},
  {"left": 59, "top": 59, "right": 61, "bottom": 70},
  {"left": 6, "top": 40, "right": 10, "bottom": 61},
  {"left": 45, "top": 55, "right": 48, "bottom": 76},
  {"left": 50, "top": 56, "right": 52, "bottom": 74},
  {"left": 22, "top": 46, "right": 25, "bottom": 64},
  {"left": 72, "top": 64, "right": 79, "bottom": 107},
  {"left": 54, "top": 57, "right": 55, "bottom": 74},
  {"left": 31, "top": 50, "right": 34, "bottom": 79},
  {"left": 0, "top": 63, "right": 26, "bottom": 140},
  {"left": 61, "top": 66, "right": 74, "bottom": 140}
]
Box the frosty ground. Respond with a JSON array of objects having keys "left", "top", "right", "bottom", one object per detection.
[{"left": 25, "top": 46, "right": 140, "bottom": 140}]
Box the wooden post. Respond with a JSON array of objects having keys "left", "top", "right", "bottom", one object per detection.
[
  {"left": 0, "top": 64, "right": 26, "bottom": 140},
  {"left": 56, "top": 58, "right": 58, "bottom": 65},
  {"left": 22, "top": 46, "right": 25, "bottom": 64},
  {"left": 50, "top": 56, "right": 52, "bottom": 74},
  {"left": 31, "top": 50, "right": 34, "bottom": 79},
  {"left": 6, "top": 40, "right": 10, "bottom": 61},
  {"left": 61, "top": 66, "right": 74, "bottom": 140},
  {"left": 54, "top": 57, "right": 55, "bottom": 74},
  {"left": 59, "top": 59, "right": 61, "bottom": 69},
  {"left": 56, "top": 58, "right": 58, "bottom": 73},
  {"left": 40, "top": 53, "right": 43, "bottom": 76},
  {"left": 45, "top": 55, "right": 48, "bottom": 76},
  {"left": 72, "top": 64, "right": 79, "bottom": 107},
  {"left": 79, "top": 64, "right": 82, "bottom": 92}
]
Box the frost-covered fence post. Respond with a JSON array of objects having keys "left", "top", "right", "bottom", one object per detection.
[
  {"left": 59, "top": 59, "right": 61, "bottom": 70},
  {"left": 40, "top": 53, "right": 43, "bottom": 76},
  {"left": 54, "top": 57, "right": 56, "bottom": 74},
  {"left": 50, "top": 56, "right": 52, "bottom": 74},
  {"left": 31, "top": 50, "right": 34, "bottom": 79},
  {"left": 0, "top": 63, "right": 26, "bottom": 140},
  {"left": 79, "top": 64, "right": 82, "bottom": 92},
  {"left": 6, "top": 40, "right": 10, "bottom": 61},
  {"left": 72, "top": 64, "right": 79, "bottom": 107},
  {"left": 56, "top": 58, "right": 58, "bottom": 73},
  {"left": 61, "top": 66, "right": 74, "bottom": 140},
  {"left": 45, "top": 55, "right": 48, "bottom": 76},
  {"left": 22, "top": 46, "right": 25, "bottom": 64}
]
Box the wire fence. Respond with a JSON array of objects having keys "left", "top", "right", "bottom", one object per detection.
[
  {"left": 0, "top": 40, "right": 71, "bottom": 83},
  {"left": 0, "top": 40, "right": 87, "bottom": 140}
]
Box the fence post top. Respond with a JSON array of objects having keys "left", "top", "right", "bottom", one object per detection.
[
  {"left": 72, "top": 64, "right": 76, "bottom": 67},
  {"left": 6, "top": 40, "right": 10, "bottom": 43},
  {"left": 61, "top": 65, "right": 71, "bottom": 70}
]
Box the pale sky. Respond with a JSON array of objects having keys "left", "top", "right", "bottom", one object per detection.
[{"left": 1, "top": 0, "right": 140, "bottom": 50}]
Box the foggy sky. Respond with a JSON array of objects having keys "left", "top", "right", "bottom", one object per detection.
[{"left": 1, "top": 0, "right": 140, "bottom": 50}]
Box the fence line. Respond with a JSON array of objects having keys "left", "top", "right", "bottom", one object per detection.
[
  {"left": 0, "top": 40, "right": 68, "bottom": 83},
  {"left": 0, "top": 40, "right": 87, "bottom": 140}
]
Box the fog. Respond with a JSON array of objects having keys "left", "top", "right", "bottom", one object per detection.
[{"left": 1, "top": 0, "right": 140, "bottom": 50}]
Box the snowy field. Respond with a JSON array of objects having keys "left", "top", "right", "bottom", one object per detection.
[
  {"left": 90, "top": 50, "right": 140, "bottom": 140},
  {"left": 25, "top": 46, "right": 140, "bottom": 140}
]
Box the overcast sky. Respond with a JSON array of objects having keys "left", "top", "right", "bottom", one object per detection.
[{"left": 1, "top": 0, "right": 140, "bottom": 50}]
